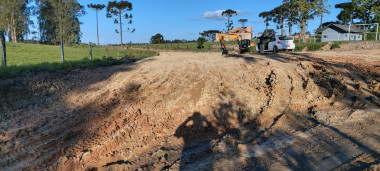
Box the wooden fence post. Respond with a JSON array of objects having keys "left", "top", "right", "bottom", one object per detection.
[
  {"left": 60, "top": 37, "right": 65, "bottom": 62},
  {"left": 89, "top": 43, "right": 93, "bottom": 60},
  {"left": 0, "top": 31, "right": 6, "bottom": 67},
  {"left": 106, "top": 47, "right": 109, "bottom": 58}
]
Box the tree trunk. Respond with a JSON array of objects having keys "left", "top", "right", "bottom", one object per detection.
[
  {"left": 227, "top": 16, "right": 231, "bottom": 32},
  {"left": 10, "top": 13, "right": 17, "bottom": 43},
  {"left": 301, "top": 20, "right": 307, "bottom": 43},
  {"left": 96, "top": 10, "right": 100, "bottom": 45},
  {"left": 289, "top": 23, "right": 293, "bottom": 37},
  {"left": 0, "top": 31, "right": 6, "bottom": 67},
  {"left": 320, "top": 13, "right": 323, "bottom": 28},
  {"left": 281, "top": 18, "right": 285, "bottom": 36},
  {"left": 7, "top": 24, "right": 12, "bottom": 42},
  {"left": 60, "top": 37, "right": 64, "bottom": 62},
  {"left": 119, "top": 11, "right": 123, "bottom": 49}
]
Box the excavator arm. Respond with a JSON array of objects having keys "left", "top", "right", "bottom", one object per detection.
[{"left": 217, "top": 33, "right": 249, "bottom": 55}]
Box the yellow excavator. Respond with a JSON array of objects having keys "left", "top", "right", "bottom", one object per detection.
[{"left": 217, "top": 33, "right": 252, "bottom": 54}]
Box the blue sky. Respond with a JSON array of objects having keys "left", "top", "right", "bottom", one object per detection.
[{"left": 75, "top": 0, "right": 349, "bottom": 44}]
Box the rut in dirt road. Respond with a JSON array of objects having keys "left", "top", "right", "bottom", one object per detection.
[{"left": 1, "top": 51, "right": 380, "bottom": 170}]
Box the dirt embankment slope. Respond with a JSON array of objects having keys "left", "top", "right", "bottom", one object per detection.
[{"left": 1, "top": 49, "right": 380, "bottom": 170}]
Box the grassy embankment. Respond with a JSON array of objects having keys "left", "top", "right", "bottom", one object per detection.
[
  {"left": 135, "top": 40, "right": 347, "bottom": 53},
  {"left": 132, "top": 40, "right": 259, "bottom": 52},
  {"left": 0, "top": 43, "right": 156, "bottom": 78}
]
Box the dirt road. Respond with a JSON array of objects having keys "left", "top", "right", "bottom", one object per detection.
[{"left": 1, "top": 49, "right": 380, "bottom": 170}]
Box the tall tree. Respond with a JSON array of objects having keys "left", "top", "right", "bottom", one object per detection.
[
  {"left": 0, "top": 1, "right": 7, "bottom": 66},
  {"left": 284, "top": 0, "right": 318, "bottom": 42},
  {"left": 335, "top": 0, "right": 379, "bottom": 39},
  {"left": 199, "top": 30, "right": 220, "bottom": 41},
  {"left": 150, "top": 33, "right": 164, "bottom": 44},
  {"left": 238, "top": 19, "right": 248, "bottom": 28},
  {"left": 335, "top": 2, "right": 357, "bottom": 24},
  {"left": 222, "top": 9, "right": 237, "bottom": 32},
  {"left": 315, "top": 0, "right": 330, "bottom": 28},
  {"left": 3, "top": 0, "right": 32, "bottom": 43},
  {"left": 270, "top": 5, "right": 290, "bottom": 36},
  {"left": 106, "top": 0, "right": 134, "bottom": 49},
  {"left": 259, "top": 11, "right": 273, "bottom": 30},
  {"left": 36, "top": 0, "right": 85, "bottom": 45},
  {"left": 87, "top": 3, "right": 106, "bottom": 45}
]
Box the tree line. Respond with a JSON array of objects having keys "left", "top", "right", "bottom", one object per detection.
[
  {"left": 0, "top": 0, "right": 134, "bottom": 48},
  {"left": 259, "top": 0, "right": 379, "bottom": 42}
]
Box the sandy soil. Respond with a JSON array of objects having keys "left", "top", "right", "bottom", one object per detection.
[{"left": 1, "top": 48, "right": 380, "bottom": 170}]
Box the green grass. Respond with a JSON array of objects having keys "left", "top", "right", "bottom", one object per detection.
[
  {"left": 295, "top": 42, "right": 328, "bottom": 52},
  {"left": 132, "top": 41, "right": 249, "bottom": 52},
  {"left": 0, "top": 43, "right": 156, "bottom": 78},
  {"left": 330, "top": 41, "right": 347, "bottom": 50},
  {"left": 5, "top": 43, "right": 156, "bottom": 66}
]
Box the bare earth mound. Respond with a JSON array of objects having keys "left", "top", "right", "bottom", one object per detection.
[{"left": 1, "top": 49, "right": 380, "bottom": 170}]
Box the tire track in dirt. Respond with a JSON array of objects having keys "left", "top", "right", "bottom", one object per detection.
[{"left": 1, "top": 51, "right": 379, "bottom": 170}]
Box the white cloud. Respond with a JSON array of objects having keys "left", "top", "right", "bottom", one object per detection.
[
  {"left": 202, "top": 10, "right": 249, "bottom": 20},
  {"left": 202, "top": 10, "right": 227, "bottom": 20},
  {"left": 252, "top": 19, "right": 265, "bottom": 24}
]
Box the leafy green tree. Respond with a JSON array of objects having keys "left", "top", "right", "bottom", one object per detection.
[
  {"left": 335, "top": 2, "right": 357, "bottom": 24},
  {"left": 197, "top": 37, "right": 206, "bottom": 49},
  {"left": 315, "top": 0, "right": 330, "bottom": 28},
  {"left": 199, "top": 30, "right": 220, "bottom": 41},
  {"left": 222, "top": 9, "right": 237, "bottom": 32},
  {"left": 87, "top": 3, "right": 106, "bottom": 45},
  {"left": 2, "top": 0, "right": 32, "bottom": 43},
  {"left": 283, "top": 0, "right": 319, "bottom": 42},
  {"left": 269, "top": 5, "right": 290, "bottom": 36},
  {"left": 335, "top": 0, "right": 379, "bottom": 39},
  {"left": 106, "top": 0, "right": 134, "bottom": 49},
  {"left": 238, "top": 19, "right": 248, "bottom": 28},
  {"left": 259, "top": 11, "right": 270, "bottom": 30},
  {"left": 36, "top": 0, "right": 85, "bottom": 45},
  {"left": 150, "top": 33, "right": 164, "bottom": 44}
]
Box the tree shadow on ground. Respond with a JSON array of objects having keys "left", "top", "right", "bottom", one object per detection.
[
  {"left": 0, "top": 57, "right": 154, "bottom": 170},
  {"left": 174, "top": 79, "right": 379, "bottom": 170},
  {"left": 224, "top": 53, "right": 262, "bottom": 64}
]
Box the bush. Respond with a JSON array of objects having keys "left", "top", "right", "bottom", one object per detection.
[
  {"left": 295, "top": 42, "right": 327, "bottom": 51},
  {"left": 197, "top": 37, "right": 206, "bottom": 49}
]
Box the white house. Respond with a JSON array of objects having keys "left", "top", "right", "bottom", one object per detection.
[{"left": 316, "top": 24, "right": 363, "bottom": 42}]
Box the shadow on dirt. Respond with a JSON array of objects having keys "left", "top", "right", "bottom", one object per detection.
[
  {"left": 174, "top": 112, "right": 218, "bottom": 170},
  {"left": 224, "top": 54, "right": 258, "bottom": 63},
  {"left": 173, "top": 87, "right": 379, "bottom": 170},
  {"left": 0, "top": 57, "right": 154, "bottom": 170}
]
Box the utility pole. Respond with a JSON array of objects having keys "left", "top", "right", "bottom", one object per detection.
[
  {"left": 96, "top": 10, "right": 100, "bottom": 45},
  {"left": 119, "top": 12, "right": 123, "bottom": 49}
]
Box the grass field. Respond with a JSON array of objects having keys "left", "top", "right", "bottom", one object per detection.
[
  {"left": 5, "top": 43, "right": 156, "bottom": 66},
  {"left": 0, "top": 43, "right": 156, "bottom": 78},
  {"left": 130, "top": 40, "right": 259, "bottom": 52}
]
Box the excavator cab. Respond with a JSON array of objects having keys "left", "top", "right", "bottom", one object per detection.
[{"left": 239, "top": 39, "right": 251, "bottom": 49}]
